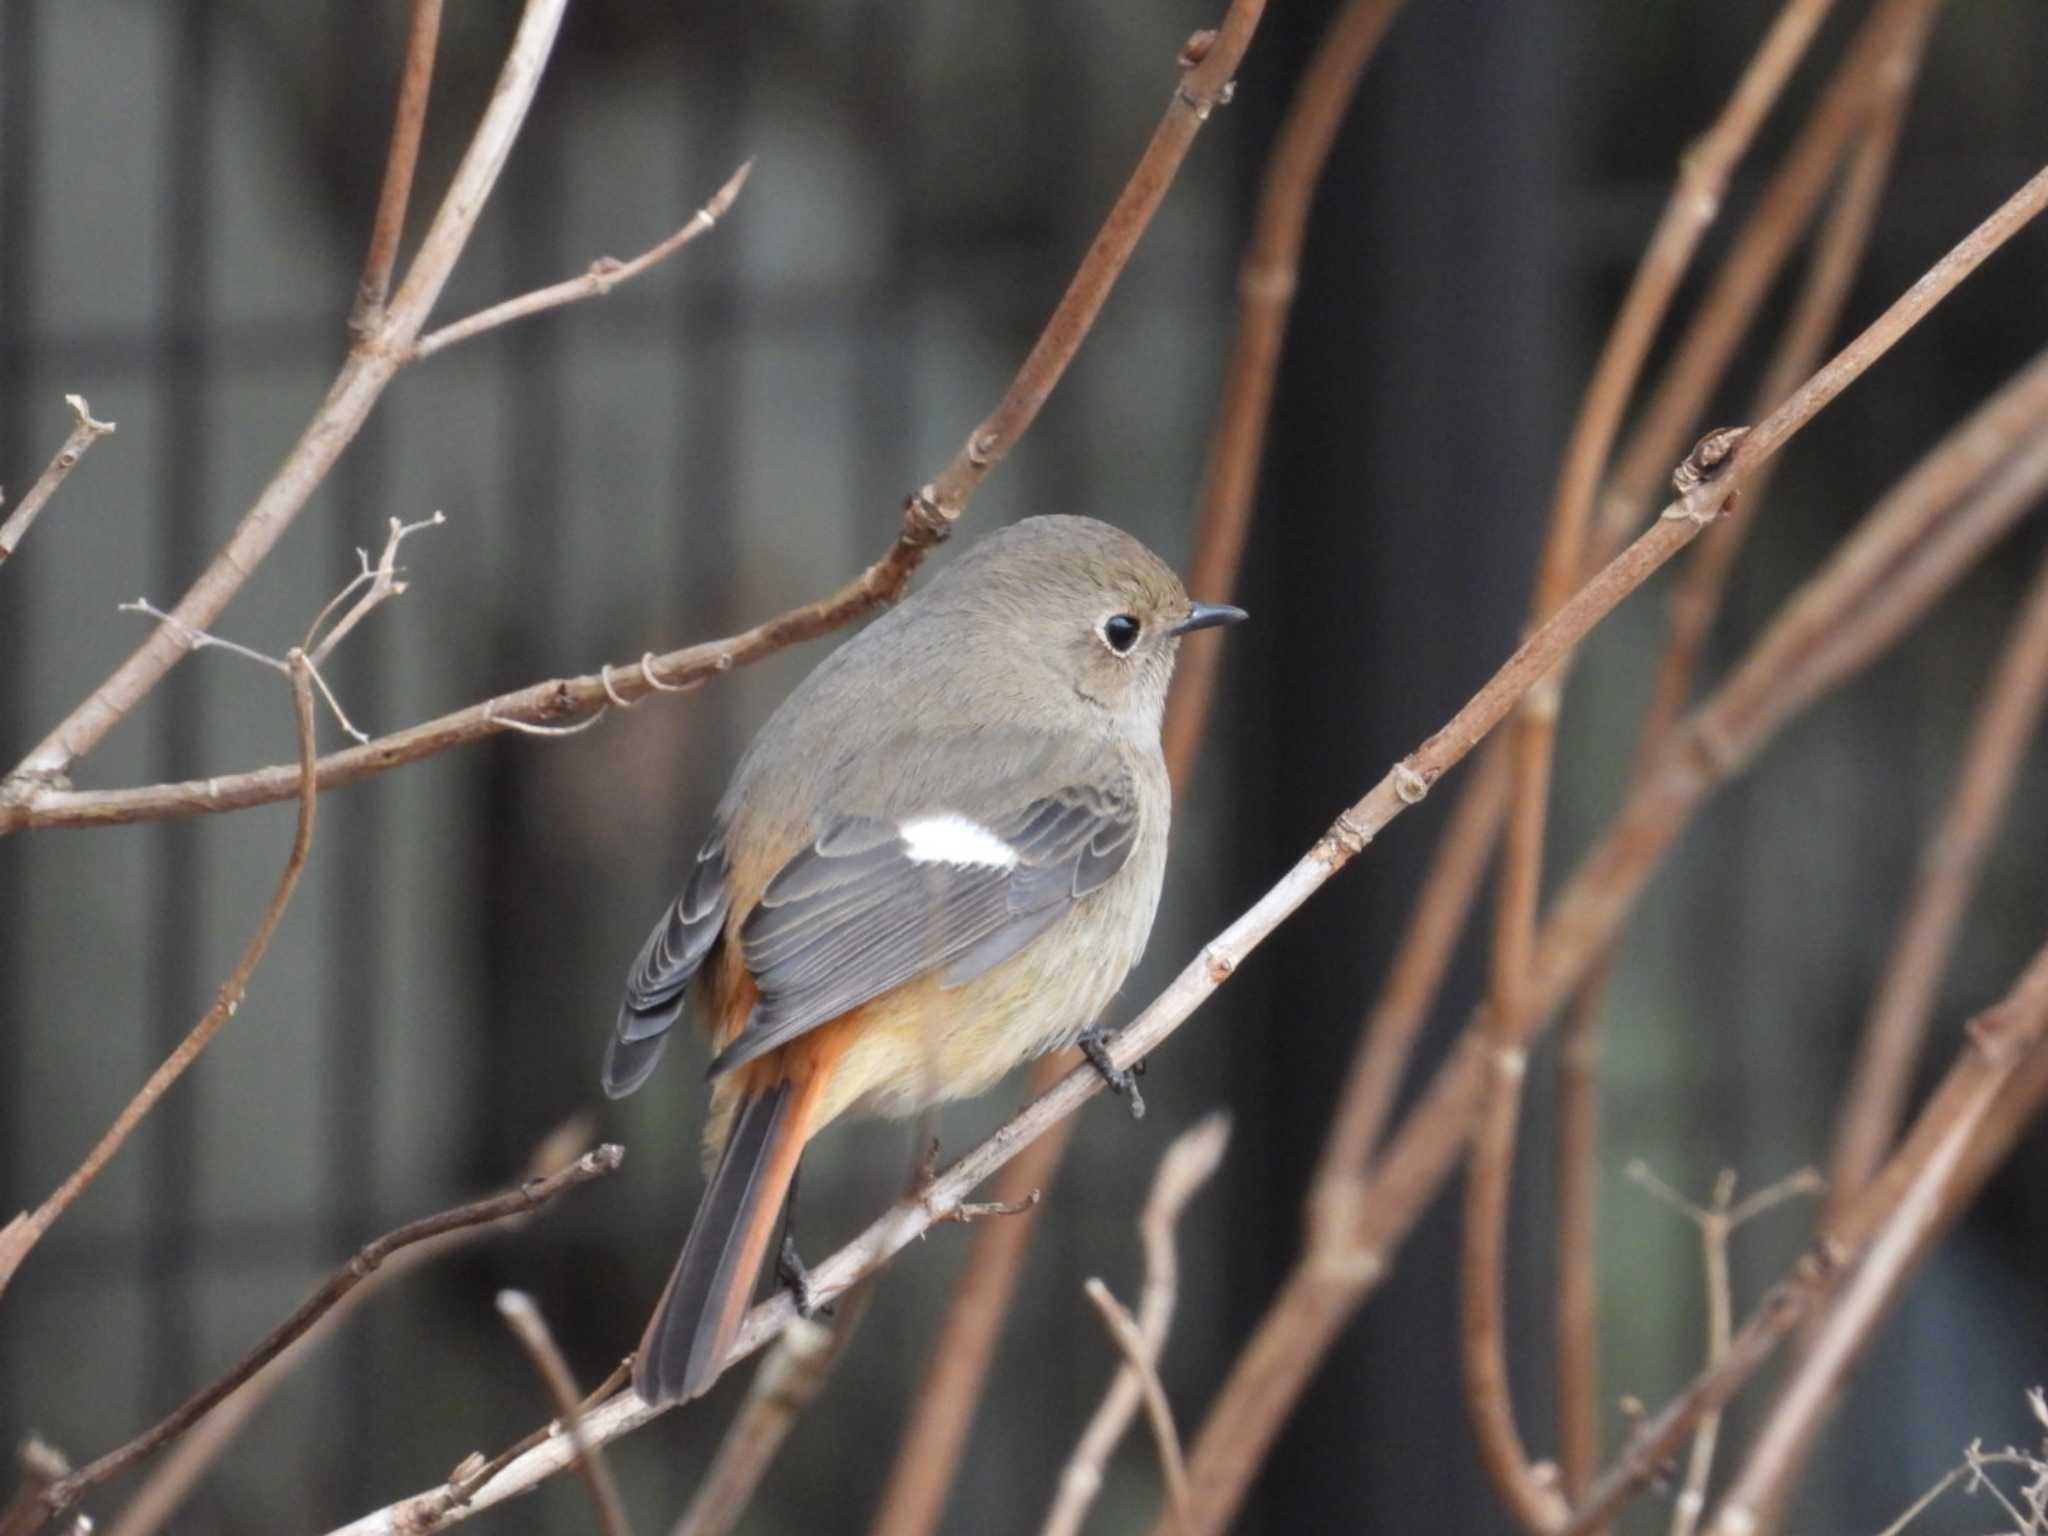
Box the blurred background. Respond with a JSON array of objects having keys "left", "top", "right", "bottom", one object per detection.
[{"left": 5, "top": 1, "right": 2048, "bottom": 1531}]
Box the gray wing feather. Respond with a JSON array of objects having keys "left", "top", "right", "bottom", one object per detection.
[
  {"left": 603, "top": 834, "right": 731, "bottom": 1098},
  {"left": 707, "top": 777, "right": 1139, "bottom": 1078}
]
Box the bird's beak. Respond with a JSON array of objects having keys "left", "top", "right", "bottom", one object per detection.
[{"left": 1167, "top": 601, "right": 1249, "bottom": 636}]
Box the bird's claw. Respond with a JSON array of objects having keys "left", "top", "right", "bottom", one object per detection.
[
  {"left": 778, "top": 1233, "right": 833, "bottom": 1319},
  {"left": 1079, "top": 1031, "right": 1146, "bottom": 1120}
]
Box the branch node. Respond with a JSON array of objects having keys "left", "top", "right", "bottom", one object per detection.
[
  {"left": 1669, "top": 425, "right": 1753, "bottom": 503},
  {"left": 1202, "top": 945, "right": 1236, "bottom": 984},
  {"left": 902, "top": 486, "right": 955, "bottom": 548},
  {"left": 1391, "top": 762, "right": 1430, "bottom": 805},
  {"left": 1319, "top": 808, "right": 1372, "bottom": 864},
  {"left": 1177, "top": 28, "right": 1218, "bottom": 67}
]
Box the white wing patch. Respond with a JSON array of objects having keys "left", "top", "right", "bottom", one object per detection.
[{"left": 899, "top": 813, "right": 1020, "bottom": 869}]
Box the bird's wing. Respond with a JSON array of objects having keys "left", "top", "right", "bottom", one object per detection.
[
  {"left": 708, "top": 761, "right": 1141, "bottom": 1077},
  {"left": 603, "top": 827, "right": 731, "bottom": 1097}
]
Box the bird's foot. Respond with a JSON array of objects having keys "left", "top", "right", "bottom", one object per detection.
[
  {"left": 1079, "top": 1029, "right": 1146, "bottom": 1120},
  {"left": 778, "top": 1233, "right": 833, "bottom": 1320}
]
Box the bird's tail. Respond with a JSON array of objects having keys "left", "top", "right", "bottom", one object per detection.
[{"left": 633, "top": 1069, "right": 824, "bottom": 1404}]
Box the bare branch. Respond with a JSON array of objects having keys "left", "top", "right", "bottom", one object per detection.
[
  {"left": 349, "top": 0, "right": 445, "bottom": 330},
  {"left": 0, "top": 395, "right": 117, "bottom": 568},
  {"left": 6, "top": 0, "right": 570, "bottom": 785},
  {"left": 497, "top": 1291, "right": 633, "bottom": 1536},
  {"left": 1082, "top": 1279, "right": 1193, "bottom": 1536},
  {"left": 0, "top": 1146, "right": 624, "bottom": 1536},
  {"left": 0, "top": 658, "right": 318, "bottom": 1306},
  {"left": 1044, "top": 1115, "right": 1230, "bottom": 1536},
  {"left": 101, "top": 1121, "right": 601, "bottom": 1536},
  {"left": 669, "top": 1316, "right": 845, "bottom": 1536},
  {"left": 1824, "top": 544, "right": 2048, "bottom": 1219},
  {"left": 305, "top": 511, "right": 446, "bottom": 665},
  {"left": 1162, "top": 0, "right": 1411, "bottom": 792},
  {"left": 412, "top": 161, "right": 752, "bottom": 362},
  {"left": 1620, "top": 1167, "right": 1822, "bottom": 1536},
  {"left": 1461, "top": 1034, "right": 1568, "bottom": 1534},
  {"left": 4, "top": 4, "right": 1268, "bottom": 837},
  {"left": 1597, "top": 0, "right": 1942, "bottom": 547}
]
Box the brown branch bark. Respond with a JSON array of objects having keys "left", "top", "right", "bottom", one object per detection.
[
  {"left": 669, "top": 1313, "right": 850, "bottom": 1536},
  {"left": 0, "top": 1145, "right": 621, "bottom": 1536},
  {"left": 865, "top": 1097, "right": 1070, "bottom": 1536},
  {"left": 99, "top": 1121, "right": 601, "bottom": 1536},
  {"left": 1160, "top": 0, "right": 1410, "bottom": 787},
  {"left": 1168, "top": 161, "right": 2048, "bottom": 1536},
  {"left": 348, "top": 0, "right": 444, "bottom": 331},
  {"left": 1081, "top": 1279, "right": 1193, "bottom": 1535},
  {"left": 1822, "top": 546, "right": 2048, "bottom": 1220},
  {"left": 1597, "top": 0, "right": 1943, "bottom": 550},
  {"left": 0, "top": 395, "right": 117, "bottom": 569},
  {"left": 496, "top": 1290, "right": 633, "bottom": 1536},
  {"left": 0, "top": 657, "right": 318, "bottom": 1303},
  {"left": 411, "top": 160, "right": 752, "bottom": 362},
  {"left": 1462, "top": 1028, "right": 1569, "bottom": 1533},
  {"left": 1043, "top": 1116, "right": 1230, "bottom": 1536}
]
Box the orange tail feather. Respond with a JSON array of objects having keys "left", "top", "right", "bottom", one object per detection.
[{"left": 634, "top": 1058, "right": 832, "bottom": 1404}]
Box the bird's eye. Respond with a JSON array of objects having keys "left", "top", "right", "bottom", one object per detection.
[{"left": 1101, "top": 614, "right": 1142, "bottom": 654}]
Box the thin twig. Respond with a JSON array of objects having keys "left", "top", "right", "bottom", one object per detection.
[
  {"left": 0, "top": 395, "right": 117, "bottom": 568},
  {"left": 1824, "top": 545, "right": 2048, "bottom": 1222},
  {"left": 412, "top": 161, "right": 753, "bottom": 362},
  {"left": 1462, "top": 1029, "right": 1567, "bottom": 1532},
  {"left": 101, "top": 1120, "right": 600, "bottom": 1536},
  {"left": 304, "top": 511, "right": 446, "bottom": 666},
  {"left": 1317, "top": 737, "right": 1512, "bottom": 1183},
  {"left": 497, "top": 1291, "right": 633, "bottom": 1536},
  {"left": 1161, "top": 0, "right": 1410, "bottom": 791},
  {"left": 1705, "top": 1083, "right": 2016, "bottom": 1536},
  {"left": 668, "top": 1311, "right": 852, "bottom": 1536},
  {"left": 0, "top": 1148, "right": 625, "bottom": 1536},
  {"left": 867, "top": 1091, "right": 1069, "bottom": 1536},
  {"left": 0, "top": 658, "right": 317, "bottom": 1305},
  {"left": 1082, "top": 1280, "right": 1194, "bottom": 1536},
  {"left": 1596, "top": 0, "right": 1943, "bottom": 550},
  {"left": 1044, "top": 1115, "right": 1231, "bottom": 1536},
  {"left": 349, "top": 0, "right": 445, "bottom": 331},
  {"left": 1621, "top": 1166, "right": 1823, "bottom": 1536}
]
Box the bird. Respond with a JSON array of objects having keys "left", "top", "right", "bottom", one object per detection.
[{"left": 604, "top": 513, "right": 1246, "bottom": 1405}]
